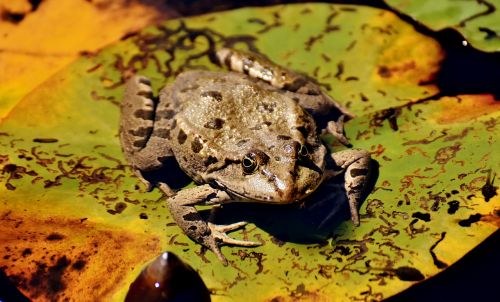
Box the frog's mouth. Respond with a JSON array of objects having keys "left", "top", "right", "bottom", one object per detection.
[{"left": 216, "top": 177, "right": 323, "bottom": 204}]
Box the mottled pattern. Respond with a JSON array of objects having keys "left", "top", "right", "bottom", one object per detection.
[
  {"left": 0, "top": 3, "right": 498, "bottom": 302},
  {"left": 120, "top": 62, "right": 371, "bottom": 263}
]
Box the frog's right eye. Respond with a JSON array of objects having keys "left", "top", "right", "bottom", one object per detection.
[{"left": 242, "top": 154, "right": 258, "bottom": 174}]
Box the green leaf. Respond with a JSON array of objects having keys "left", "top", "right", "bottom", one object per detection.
[
  {"left": 386, "top": 0, "right": 500, "bottom": 52},
  {"left": 0, "top": 3, "right": 498, "bottom": 301}
]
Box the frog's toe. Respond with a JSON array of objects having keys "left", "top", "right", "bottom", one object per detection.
[
  {"left": 206, "top": 238, "right": 228, "bottom": 265},
  {"left": 208, "top": 222, "right": 261, "bottom": 247},
  {"left": 203, "top": 222, "right": 260, "bottom": 266},
  {"left": 211, "top": 221, "right": 247, "bottom": 232},
  {"left": 158, "top": 182, "right": 175, "bottom": 197}
]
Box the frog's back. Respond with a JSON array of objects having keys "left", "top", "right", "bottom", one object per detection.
[{"left": 157, "top": 70, "right": 319, "bottom": 181}]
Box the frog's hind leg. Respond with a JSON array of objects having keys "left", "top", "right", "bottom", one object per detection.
[
  {"left": 216, "top": 47, "right": 354, "bottom": 118},
  {"left": 120, "top": 76, "right": 175, "bottom": 194},
  {"left": 164, "top": 184, "right": 260, "bottom": 265},
  {"left": 329, "top": 149, "right": 371, "bottom": 226}
]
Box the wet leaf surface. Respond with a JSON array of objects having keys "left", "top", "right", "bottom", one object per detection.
[
  {"left": 386, "top": 0, "right": 500, "bottom": 52},
  {"left": 0, "top": 0, "right": 176, "bottom": 120},
  {"left": 0, "top": 3, "right": 498, "bottom": 301}
]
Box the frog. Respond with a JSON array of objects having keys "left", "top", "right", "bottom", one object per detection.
[{"left": 119, "top": 48, "right": 371, "bottom": 264}]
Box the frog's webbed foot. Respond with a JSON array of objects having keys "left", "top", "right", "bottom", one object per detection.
[
  {"left": 165, "top": 184, "right": 260, "bottom": 265},
  {"left": 207, "top": 221, "right": 260, "bottom": 263},
  {"left": 329, "top": 149, "right": 371, "bottom": 226},
  {"left": 120, "top": 76, "right": 175, "bottom": 192},
  {"left": 209, "top": 221, "right": 260, "bottom": 246}
]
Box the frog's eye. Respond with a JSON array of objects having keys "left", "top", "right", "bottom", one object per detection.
[
  {"left": 298, "top": 144, "right": 309, "bottom": 158},
  {"left": 242, "top": 155, "right": 258, "bottom": 174}
]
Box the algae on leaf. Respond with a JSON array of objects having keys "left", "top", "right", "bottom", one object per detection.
[
  {"left": 0, "top": 3, "right": 498, "bottom": 301},
  {"left": 386, "top": 0, "right": 500, "bottom": 52}
]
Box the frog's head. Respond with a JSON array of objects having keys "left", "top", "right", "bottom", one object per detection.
[{"left": 208, "top": 138, "right": 327, "bottom": 204}]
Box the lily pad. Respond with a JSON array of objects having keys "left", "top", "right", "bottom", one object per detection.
[
  {"left": 0, "top": 3, "right": 498, "bottom": 301},
  {"left": 0, "top": 0, "right": 175, "bottom": 120},
  {"left": 386, "top": 0, "right": 500, "bottom": 52}
]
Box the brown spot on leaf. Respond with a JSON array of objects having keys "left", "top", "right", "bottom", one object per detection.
[
  {"left": 270, "top": 236, "right": 286, "bottom": 247},
  {"left": 334, "top": 62, "right": 344, "bottom": 80},
  {"left": 0, "top": 212, "right": 161, "bottom": 300},
  {"left": 28, "top": 256, "right": 71, "bottom": 297},
  {"left": 378, "top": 61, "right": 416, "bottom": 79},
  {"left": 393, "top": 266, "right": 425, "bottom": 281},
  {"left": 360, "top": 93, "right": 369, "bottom": 102},
  {"left": 433, "top": 143, "right": 461, "bottom": 164},
  {"left": 46, "top": 233, "right": 65, "bottom": 241},
  {"left": 33, "top": 138, "right": 59, "bottom": 143},
  {"left": 22, "top": 248, "right": 33, "bottom": 257},
  {"left": 2, "top": 163, "right": 38, "bottom": 190},
  {"left": 247, "top": 17, "right": 266, "bottom": 25},
  {"left": 378, "top": 65, "right": 391, "bottom": 78},
  {"left": 86, "top": 63, "right": 102, "bottom": 73},
  {"left": 234, "top": 250, "right": 265, "bottom": 274},
  {"left": 371, "top": 108, "right": 400, "bottom": 131},
  {"left": 482, "top": 172, "right": 497, "bottom": 202},
  {"left": 1, "top": 11, "right": 25, "bottom": 24},
  {"left": 412, "top": 212, "right": 431, "bottom": 222},
  {"left": 71, "top": 260, "right": 86, "bottom": 271},
  {"left": 447, "top": 200, "right": 460, "bottom": 214},
  {"left": 107, "top": 202, "right": 127, "bottom": 215},
  {"left": 430, "top": 232, "right": 448, "bottom": 269},
  {"left": 458, "top": 213, "right": 482, "bottom": 227}
]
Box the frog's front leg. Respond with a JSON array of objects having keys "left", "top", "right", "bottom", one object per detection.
[
  {"left": 216, "top": 47, "right": 353, "bottom": 118},
  {"left": 329, "top": 149, "right": 371, "bottom": 226},
  {"left": 164, "top": 184, "right": 260, "bottom": 265},
  {"left": 120, "top": 76, "right": 175, "bottom": 194}
]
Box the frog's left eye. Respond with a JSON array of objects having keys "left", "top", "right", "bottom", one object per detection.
[
  {"left": 298, "top": 144, "right": 309, "bottom": 158},
  {"left": 242, "top": 154, "right": 258, "bottom": 174}
]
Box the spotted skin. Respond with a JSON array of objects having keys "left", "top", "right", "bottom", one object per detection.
[
  {"left": 216, "top": 48, "right": 354, "bottom": 118},
  {"left": 119, "top": 49, "right": 371, "bottom": 264}
]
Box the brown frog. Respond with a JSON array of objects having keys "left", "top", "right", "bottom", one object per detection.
[{"left": 120, "top": 48, "right": 371, "bottom": 264}]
